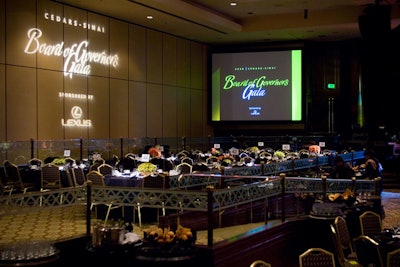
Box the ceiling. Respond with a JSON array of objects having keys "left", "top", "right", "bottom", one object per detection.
[{"left": 55, "top": 0, "right": 400, "bottom": 45}]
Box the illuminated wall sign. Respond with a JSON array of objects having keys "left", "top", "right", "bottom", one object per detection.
[
  {"left": 61, "top": 106, "right": 91, "bottom": 127},
  {"left": 44, "top": 12, "right": 105, "bottom": 33},
  {"left": 24, "top": 28, "right": 119, "bottom": 78},
  {"left": 59, "top": 92, "right": 94, "bottom": 100}
]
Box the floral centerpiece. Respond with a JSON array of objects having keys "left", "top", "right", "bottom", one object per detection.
[
  {"left": 51, "top": 158, "right": 66, "bottom": 166},
  {"left": 137, "top": 162, "right": 157, "bottom": 175},
  {"left": 218, "top": 155, "right": 235, "bottom": 166},
  {"left": 273, "top": 151, "right": 285, "bottom": 161}
]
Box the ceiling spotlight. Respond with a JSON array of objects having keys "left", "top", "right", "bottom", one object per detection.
[
  {"left": 230, "top": 2, "right": 237, "bottom": 6},
  {"left": 146, "top": 15, "right": 153, "bottom": 19}
]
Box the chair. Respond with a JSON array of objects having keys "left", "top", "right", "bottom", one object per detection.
[
  {"left": 41, "top": 163, "right": 62, "bottom": 190},
  {"left": 122, "top": 155, "right": 138, "bottom": 171},
  {"left": 28, "top": 158, "right": 42, "bottom": 169},
  {"left": 192, "top": 162, "right": 209, "bottom": 172},
  {"left": 299, "top": 248, "right": 336, "bottom": 267},
  {"left": 97, "top": 163, "right": 113, "bottom": 176},
  {"left": 250, "top": 259, "right": 272, "bottom": 267},
  {"left": 387, "top": 247, "right": 400, "bottom": 267},
  {"left": 136, "top": 173, "right": 166, "bottom": 228},
  {"left": 330, "top": 224, "right": 362, "bottom": 267},
  {"left": 206, "top": 156, "right": 219, "bottom": 165},
  {"left": 239, "top": 156, "right": 254, "bottom": 165},
  {"left": 86, "top": 170, "right": 123, "bottom": 224},
  {"left": 89, "top": 161, "right": 103, "bottom": 172},
  {"left": 3, "top": 161, "right": 36, "bottom": 194},
  {"left": 175, "top": 162, "right": 192, "bottom": 174},
  {"left": 353, "top": 235, "right": 384, "bottom": 267},
  {"left": 40, "top": 163, "right": 63, "bottom": 206},
  {"left": 334, "top": 216, "right": 358, "bottom": 261},
  {"left": 180, "top": 156, "right": 194, "bottom": 165},
  {"left": 359, "top": 211, "right": 382, "bottom": 236},
  {"left": 72, "top": 167, "right": 86, "bottom": 186}
]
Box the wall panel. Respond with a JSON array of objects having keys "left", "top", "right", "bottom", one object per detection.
[
  {"left": 110, "top": 18, "right": 128, "bottom": 80},
  {"left": 146, "top": 84, "right": 163, "bottom": 137},
  {"left": 177, "top": 39, "right": 190, "bottom": 88},
  {"left": 6, "top": 0, "right": 37, "bottom": 67},
  {"left": 6, "top": 66, "right": 37, "bottom": 141},
  {"left": 0, "top": 0, "right": 5, "bottom": 64},
  {"left": 177, "top": 88, "right": 190, "bottom": 137},
  {"left": 190, "top": 42, "right": 204, "bottom": 90},
  {"left": 190, "top": 89, "right": 203, "bottom": 136},
  {"left": 163, "top": 34, "right": 177, "bottom": 86},
  {"left": 146, "top": 29, "right": 162, "bottom": 84},
  {"left": 88, "top": 12, "right": 110, "bottom": 77},
  {"left": 129, "top": 81, "right": 147, "bottom": 138},
  {"left": 88, "top": 76, "right": 109, "bottom": 139},
  {"left": 110, "top": 79, "right": 129, "bottom": 138},
  {"left": 162, "top": 86, "right": 177, "bottom": 137},
  {"left": 37, "top": 69, "right": 63, "bottom": 140},
  {"left": 64, "top": 76, "right": 89, "bottom": 139},
  {"left": 129, "top": 25, "right": 146, "bottom": 83},
  {"left": 37, "top": 0, "right": 64, "bottom": 71},
  {"left": 0, "top": 65, "right": 5, "bottom": 141}
]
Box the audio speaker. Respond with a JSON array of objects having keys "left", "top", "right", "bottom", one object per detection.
[{"left": 358, "top": 4, "right": 391, "bottom": 40}]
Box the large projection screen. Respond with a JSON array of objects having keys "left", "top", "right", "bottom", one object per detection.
[{"left": 211, "top": 50, "right": 302, "bottom": 122}]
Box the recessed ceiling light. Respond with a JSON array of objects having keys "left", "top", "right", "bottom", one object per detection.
[
  {"left": 146, "top": 15, "right": 153, "bottom": 19},
  {"left": 230, "top": 2, "right": 237, "bottom": 6}
]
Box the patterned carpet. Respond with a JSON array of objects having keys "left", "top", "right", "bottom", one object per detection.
[{"left": 0, "top": 190, "right": 399, "bottom": 246}]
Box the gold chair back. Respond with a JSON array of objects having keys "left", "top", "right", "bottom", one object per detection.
[{"left": 299, "top": 248, "right": 336, "bottom": 267}]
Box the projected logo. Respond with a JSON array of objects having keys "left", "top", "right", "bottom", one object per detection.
[{"left": 61, "top": 106, "right": 91, "bottom": 127}]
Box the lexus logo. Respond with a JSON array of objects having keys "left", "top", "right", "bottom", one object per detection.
[{"left": 71, "top": 106, "right": 83, "bottom": 119}]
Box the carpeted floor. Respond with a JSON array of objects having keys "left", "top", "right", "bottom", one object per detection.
[{"left": 0, "top": 190, "right": 399, "bottom": 246}]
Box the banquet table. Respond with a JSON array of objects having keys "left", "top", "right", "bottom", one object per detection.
[{"left": 104, "top": 173, "right": 143, "bottom": 187}]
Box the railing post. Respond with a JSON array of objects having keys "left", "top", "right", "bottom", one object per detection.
[
  {"left": 86, "top": 180, "right": 92, "bottom": 236},
  {"left": 30, "top": 138, "right": 34, "bottom": 159},
  {"left": 280, "top": 173, "right": 286, "bottom": 222},
  {"left": 207, "top": 186, "right": 214, "bottom": 248},
  {"left": 120, "top": 137, "right": 123, "bottom": 159},
  {"left": 322, "top": 175, "right": 327, "bottom": 202},
  {"left": 79, "top": 138, "right": 83, "bottom": 162}
]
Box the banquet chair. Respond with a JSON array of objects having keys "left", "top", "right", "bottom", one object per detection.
[
  {"left": 89, "top": 161, "right": 103, "bottom": 172},
  {"left": 41, "top": 163, "right": 62, "bottom": 190},
  {"left": 28, "top": 158, "right": 42, "bottom": 169},
  {"left": 330, "top": 224, "right": 362, "bottom": 267},
  {"left": 175, "top": 162, "right": 193, "bottom": 174},
  {"left": 180, "top": 156, "right": 194, "bottom": 165},
  {"left": 86, "top": 170, "right": 123, "bottom": 224},
  {"left": 40, "top": 163, "right": 63, "bottom": 205},
  {"left": 299, "top": 248, "right": 336, "bottom": 267},
  {"left": 206, "top": 156, "right": 219, "bottom": 165},
  {"left": 359, "top": 211, "right": 382, "bottom": 236},
  {"left": 249, "top": 259, "right": 272, "bottom": 267},
  {"left": 353, "top": 235, "right": 384, "bottom": 267},
  {"left": 136, "top": 173, "right": 166, "bottom": 228},
  {"left": 3, "top": 161, "right": 36, "bottom": 194},
  {"left": 239, "top": 156, "right": 254, "bottom": 165},
  {"left": 97, "top": 163, "right": 113, "bottom": 176},
  {"left": 387, "top": 247, "right": 400, "bottom": 267},
  {"left": 72, "top": 167, "right": 86, "bottom": 186},
  {"left": 334, "top": 216, "right": 358, "bottom": 261},
  {"left": 122, "top": 155, "right": 138, "bottom": 171},
  {"left": 192, "top": 162, "right": 209, "bottom": 172}
]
